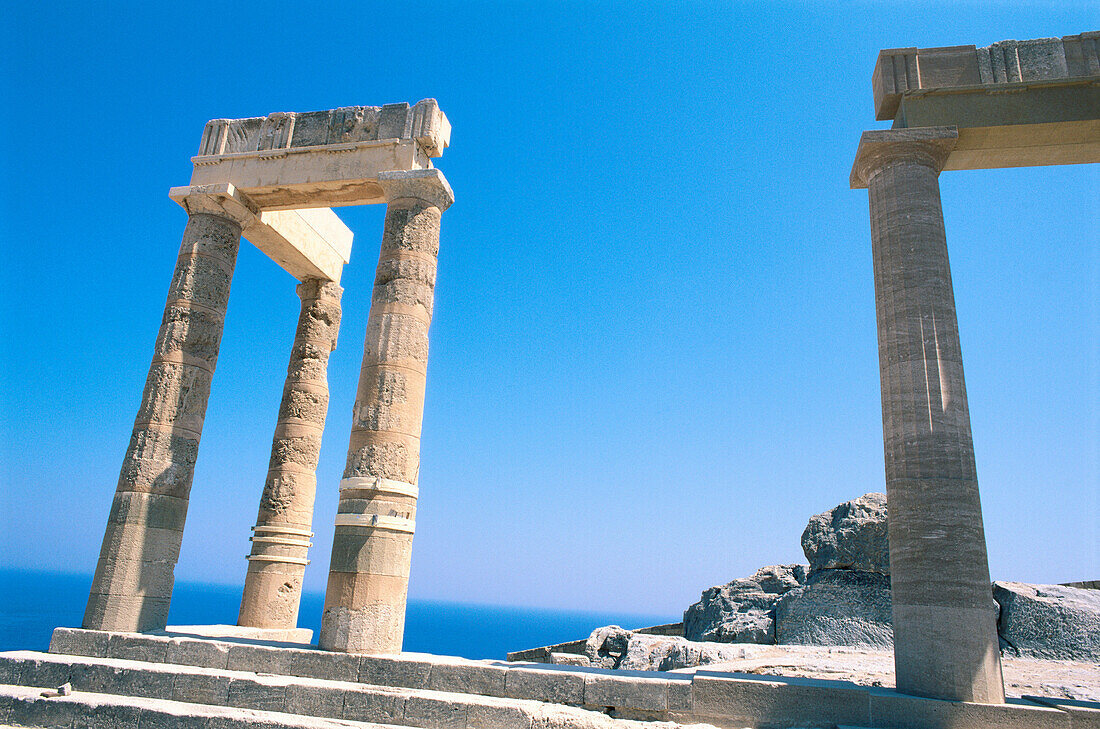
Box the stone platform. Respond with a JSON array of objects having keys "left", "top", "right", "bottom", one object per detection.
[{"left": 0, "top": 629, "right": 1096, "bottom": 729}]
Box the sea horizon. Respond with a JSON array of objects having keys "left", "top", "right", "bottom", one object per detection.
[{"left": 0, "top": 567, "right": 676, "bottom": 660}]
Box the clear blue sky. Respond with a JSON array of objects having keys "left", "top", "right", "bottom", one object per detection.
[{"left": 1, "top": 2, "right": 1097, "bottom": 621}]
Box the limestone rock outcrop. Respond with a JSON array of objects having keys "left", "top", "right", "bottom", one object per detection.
[
  {"left": 584, "top": 626, "right": 749, "bottom": 671},
  {"left": 775, "top": 569, "right": 893, "bottom": 648},
  {"left": 801, "top": 492, "right": 890, "bottom": 574},
  {"left": 682, "top": 565, "right": 806, "bottom": 644},
  {"left": 994, "top": 581, "right": 1100, "bottom": 662}
]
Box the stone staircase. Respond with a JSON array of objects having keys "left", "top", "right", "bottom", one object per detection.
[{"left": 0, "top": 628, "right": 1096, "bottom": 729}]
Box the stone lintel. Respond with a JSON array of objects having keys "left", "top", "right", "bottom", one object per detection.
[
  {"left": 198, "top": 100, "right": 450, "bottom": 159},
  {"left": 188, "top": 100, "right": 451, "bottom": 210},
  {"left": 169, "top": 184, "right": 352, "bottom": 283},
  {"left": 850, "top": 127, "right": 959, "bottom": 189},
  {"left": 872, "top": 31, "right": 1100, "bottom": 121}
]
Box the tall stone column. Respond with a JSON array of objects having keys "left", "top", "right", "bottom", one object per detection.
[
  {"left": 319, "top": 169, "right": 454, "bottom": 654},
  {"left": 85, "top": 194, "right": 250, "bottom": 633},
  {"left": 852, "top": 127, "right": 1005, "bottom": 704},
  {"left": 238, "top": 279, "right": 343, "bottom": 629}
]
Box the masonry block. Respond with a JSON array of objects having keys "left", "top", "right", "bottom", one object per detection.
[
  {"left": 358, "top": 655, "right": 432, "bottom": 688},
  {"left": 342, "top": 688, "right": 407, "bottom": 724},
  {"left": 227, "top": 677, "right": 287, "bottom": 712},
  {"left": 503, "top": 667, "right": 585, "bottom": 705},
  {"left": 868, "top": 691, "right": 1070, "bottom": 729},
  {"left": 49, "top": 628, "right": 109, "bottom": 658},
  {"left": 667, "top": 677, "right": 693, "bottom": 712},
  {"left": 107, "top": 633, "right": 170, "bottom": 663},
  {"left": 9, "top": 693, "right": 80, "bottom": 729},
  {"left": 468, "top": 702, "right": 534, "bottom": 729},
  {"left": 1025, "top": 696, "right": 1100, "bottom": 729},
  {"left": 71, "top": 701, "right": 142, "bottom": 729},
  {"left": 226, "top": 644, "right": 295, "bottom": 675},
  {"left": 166, "top": 637, "right": 230, "bottom": 669},
  {"left": 285, "top": 682, "right": 346, "bottom": 718},
  {"left": 286, "top": 649, "right": 360, "bottom": 682},
  {"left": 403, "top": 694, "right": 469, "bottom": 729},
  {"left": 429, "top": 660, "right": 508, "bottom": 697},
  {"left": 693, "top": 674, "right": 870, "bottom": 729},
  {"left": 172, "top": 671, "right": 231, "bottom": 705},
  {"left": 583, "top": 672, "right": 668, "bottom": 712}
]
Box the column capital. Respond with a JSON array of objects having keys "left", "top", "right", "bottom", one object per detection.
[
  {"left": 378, "top": 168, "right": 455, "bottom": 211},
  {"left": 296, "top": 278, "right": 343, "bottom": 303},
  {"left": 169, "top": 182, "right": 259, "bottom": 228},
  {"left": 850, "top": 126, "right": 959, "bottom": 189}
]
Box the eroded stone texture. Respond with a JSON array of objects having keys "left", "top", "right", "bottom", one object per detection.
[
  {"left": 683, "top": 565, "right": 806, "bottom": 644},
  {"left": 801, "top": 492, "right": 890, "bottom": 574},
  {"left": 320, "top": 171, "right": 453, "bottom": 654},
  {"left": 853, "top": 127, "right": 1005, "bottom": 704},
  {"left": 775, "top": 570, "right": 893, "bottom": 648},
  {"left": 85, "top": 211, "right": 243, "bottom": 633},
  {"left": 239, "top": 280, "right": 343, "bottom": 630},
  {"left": 994, "top": 582, "right": 1100, "bottom": 662}
]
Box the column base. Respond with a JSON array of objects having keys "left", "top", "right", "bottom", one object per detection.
[{"left": 893, "top": 602, "right": 1005, "bottom": 704}]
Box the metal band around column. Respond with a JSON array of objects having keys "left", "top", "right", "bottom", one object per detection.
[{"left": 338, "top": 476, "right": 419, "bottom": 499}]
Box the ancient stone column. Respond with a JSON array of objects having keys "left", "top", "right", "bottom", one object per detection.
[
  {"left": 84, "top": 194, "right": 250, "bottom": 633},
  {"left": 238, "top": 279, "right": 343, "bottom": 630},
  {"left": 319, "top": 169, "right": 454, "bottom": 654},
  {"left": 852, "top": 127, "right": 1005, "bottom": 704}
]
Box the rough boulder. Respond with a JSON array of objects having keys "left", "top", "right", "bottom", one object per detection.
[
  {"left": 584, "top": 626, "right": 749, "bottom": 671},
  {"left": 775, "top": 569, "right": 893, "bottom": 648},
  {"left": 682, "top": 565, "right": 806, "bottom": 644},
  {"left": 994, "top": 581, "right": 1100, "bottom": 662},
  {"left": 801, "top": 492, "right": 890, "bottom": 574}
]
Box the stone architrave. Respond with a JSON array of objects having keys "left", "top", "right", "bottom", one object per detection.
[
  {"left": 84, "top": 192, "right": 252, "bottom": 633},
  {"left": 319, "top": 169, "right": 454, "bottom": 654},
  {"left": 851, "top": 127, "right": 1005, "bottom": 704},
  {"left": 238, "top": 279, "right": 343, "bottom": 630}
]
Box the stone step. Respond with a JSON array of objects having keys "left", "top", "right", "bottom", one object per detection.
[
  {"left": 34, "top": 629, "right": 1098, "bottom": 729},
  {"left": 46, "top": 629, "right": 689, "bottom": 719},
  {"left": 0, "top": 651, "right": 670, "bottom": 729},
  {"left": 0, "top": 682, "right": 402, "bottom": 729}
]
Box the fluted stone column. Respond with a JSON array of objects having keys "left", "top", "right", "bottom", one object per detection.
[
  {"left": 238, "top": 279, "right": 343, "bottom": 629},
  {"left": 319, "top": 169, "right": 454, "bottom": 654},
  {"left": 852, "top": 127, "right": 1005, "bottom": 704},
  {"left": 85, "top": 196, "right": 249, "bottom": 632}
]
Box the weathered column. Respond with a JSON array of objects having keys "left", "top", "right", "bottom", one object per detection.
[
  {"left": 84, "top": 193, "right": 250, "bottom": 633},
  {"left": 319, "top": 169, "right": 454, "bottom": 653},
  {"left": 238, "top": 279, "right": 343, "bottom": 629},
  {"left": 852, "top": 127, "right": 1005, "bottom": 704}
]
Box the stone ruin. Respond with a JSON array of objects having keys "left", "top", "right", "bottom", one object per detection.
[
  {"left": 1, "top": 30, "right": 1098, "bottom": 729},
  {"left": 570, "top": 493, "right": 1098, "bottom": 672}
]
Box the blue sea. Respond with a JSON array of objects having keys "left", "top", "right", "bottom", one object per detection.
[{"left": 0, "top": 569, "right": 673, "bottom": 660}]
